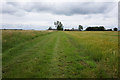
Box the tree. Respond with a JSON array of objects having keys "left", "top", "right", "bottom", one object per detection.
[
  {"left": 48, "top": 27, "right": 52, "bottom": 30},
  {"left": 113, "top": 27, "right": 118, "bottom": 31},
  {"left": 86, "top": 27, "right": 92, "bottom": 31},
  {"left": 72, "top": 28, "right": 74, "bottom": 31},
  {"left": 106, "top": 29, "right": 112, "bottom": 31},
  {"left": 99, "top": 26, "right": 105, "bottom": 31},
  {"left": 54, "top": 21, "right": 63, "bottom": 30},
  {"left": 78, "top": 25, "right": 83, "bottom": 31},
  {"left": 85, "top": 26, "right": 105, "bottom": 31}
]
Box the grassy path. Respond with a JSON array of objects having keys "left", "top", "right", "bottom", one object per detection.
[{"left": 2, "top": 31, "right": 118, "bottom": 78}]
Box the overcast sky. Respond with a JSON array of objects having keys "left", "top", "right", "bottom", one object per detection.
[{"left": 0, "top": 0, "right": 118, "bottom": 30}]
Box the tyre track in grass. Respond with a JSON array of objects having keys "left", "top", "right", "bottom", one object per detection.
[
  {"left": 64, "top": 31, "right": 97, "bottom": 78},
  {"left": 3, "top": 31, "right": 118, "bottom": 78},
  {"left": 64, "top": 31, "right": 118, "bottom": 78},
  {"left": 3, "top": 31, "right": 58, "bottom": 78},
  {"left": 57, "top": 32, "right": 84, "bottom": 78},
  {"left": 48, "top": 31, "right": 61, "bottom": 78},
  {"left": 3, "top": 31, "right": 52, "bottom": 53},
  {"left": 3, "top": 32, "right": 53, "bottom": 66},
  {"left": 49, "top": 31, "right": 96, "bottom": 78},
  {"left": 49, "top": 31, "right": 82, "bottom": 78}
]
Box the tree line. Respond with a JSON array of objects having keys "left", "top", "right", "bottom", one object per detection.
[{"left": 48, "top": 21, "right": 118, "bottom": 31}]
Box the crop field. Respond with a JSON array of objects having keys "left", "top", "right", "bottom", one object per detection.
[{"left": 2, "top": 30, "right": 118, "bottom": 78}]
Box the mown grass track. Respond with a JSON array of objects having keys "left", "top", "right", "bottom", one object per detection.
[{"left": 2, "top": 30, "right": 118, "bottom": 78}]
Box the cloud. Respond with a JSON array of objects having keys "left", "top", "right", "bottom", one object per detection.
[
  {"left": 2, "top": 2, "right": 116, "bottom": 16},
  {"left": 118, "top": 2, "right": 120, "bottom": 27},
  {"left": 2, "top": 2, "right": 18, "bottom": 14},
  {"left": 2, "top": 2, "right": 26, "bottom": 16},
  {"left": 24, "top": 2, "right": 116, "bottom": 16},
  {"left": 1, "top": 1, "right": 118, "bottom": 30}
]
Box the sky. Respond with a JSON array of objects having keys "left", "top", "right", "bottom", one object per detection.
[{"left": 0, "top": 0, "right": 119, "bottom": 30}]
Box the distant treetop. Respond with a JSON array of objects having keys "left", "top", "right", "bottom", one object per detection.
[{"left": 54, "top": 21, "right": 63, "bottom": 30}]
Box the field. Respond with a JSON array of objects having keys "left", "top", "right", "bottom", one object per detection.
[{"left": 2, "top": 30, "right": 118, "bottom": 78}]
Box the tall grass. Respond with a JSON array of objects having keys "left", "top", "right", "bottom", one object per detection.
[
  {"left": 2, "top": 30, "right": 50, "bottom": 52},
  {"left": 2, "top": 30, "right": 118, "bottom": 78},
  {"left": 65, "top": 31, "right": 118, "bottom": 77}
]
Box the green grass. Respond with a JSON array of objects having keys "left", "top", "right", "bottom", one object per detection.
[{"left": 2, "top": 30, "right": 118, "bottom": 78}]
